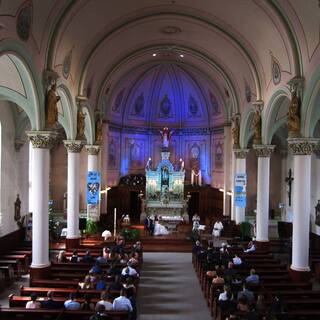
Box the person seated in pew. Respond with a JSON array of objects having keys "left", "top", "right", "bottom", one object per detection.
[
  {"left": 255, "top": 294, "right": 267, "bottom": 315},
  {"left": 97, "top": 252, "right": 108, "bottom": 264},
  {"left": 90, "top": 304, "right": 112, "bottom": 320},
  {"left": 224, "top": 261, "right": 236, "bottom": 281},
  {"left": 64, "top": 292, "right": 81, "bottom": 310},
  {"left": 121, "top": 262, "right": 139, "bottom": 279},
  {"left": 70, "top": 250, "right": 80, "bottom": 263},
  {"left": 232, "top": 254, "right": 242, "bottom": 266},
  {"left": 113, "top": 288, "right": 133, "bottom": 312},
  {"left": 90, "top": 261, "right": 102, "bottom": 274},
  {"left": 108, "top": 275, "right": 123, "bottom": 295},
  {"left": 41, "top": 291, "right": 60, "bottom": 309},
  {"left": 79, "top": 274, "right": 93, "bottom": 290},
  {"left": 218, "top": 285, "right": 236, "bottom": 315},
  {"left": 102, "top": 247, "right": 111, "bottom": 260},
  {"left": 83, "top": 250, "right": 95, "bottom": 263},
  {"left": 212, "top": 270, "right": 225, "bottom": 284},
  {"left": 266, "top": 292, "right": 287, "bottom": 319},
  {"left": 237, "top": 296, "right": 250, "bottom": 313},
  {"left": 122, "top": 277, "right": 136, "bottom": 298},
  {"left": 245, "top": 268, "right": 260, "bottom": 284},
  {"left": 56, "top": 250, "right": 67, "bottom": 263},
  {"left": 237, "top": 282, "right": 254, "bottom": 302},
  {"left": 96, "top": 291, "right": 113, "bottom": 311},
  {"left": 25, "top": 292, "right": 41, "bottom": 309},
  {"left": 192, "top": 240, "right": 203, "bottom": 254},
  {"left": 81, "top": 294, "right": 95, "bottom": 311},
  {"left": 132, "top": 241, "right": 142, "bottom": 254},
  {"left": 128, "top": 252, "right": 139, "bottom": 267},
  {"left": 114, "top": 237, "right": 125, "bottom": 254},
  {"left": 118, "top": 252, "right": 128, "bottom": 264},
  {"left": 96, "top": 275, "right": 107, "bottom": 291},
  {"left": 244, "top": 241, "right": 256, "bottom": 253}
]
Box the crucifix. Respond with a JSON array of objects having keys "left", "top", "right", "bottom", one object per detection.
[{"left": 285, "top": 169, "right": 294, "bottom": 206}]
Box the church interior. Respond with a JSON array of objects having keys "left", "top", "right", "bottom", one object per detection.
[{"left": 1, "top": 0, "right": 320, "bottom": 319}]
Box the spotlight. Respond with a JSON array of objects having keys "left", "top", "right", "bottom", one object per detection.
[
  {"left": 180, "top": 54, "right": 184, "bottom": 58},
  {"left": 152, "top": 53, "right": 157, "bottom": 57}
]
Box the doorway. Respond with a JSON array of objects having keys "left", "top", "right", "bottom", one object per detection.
[
  {"left": 188, "top": 192, "right": 200, "bottom": 220},
  {"left": 130, "top": 191, "right": 141, "bottom": 223}
]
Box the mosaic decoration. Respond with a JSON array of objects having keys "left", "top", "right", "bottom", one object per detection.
[
  {"left": 131, "top": 93, "right": 144, "bottom": 117},
  {"left": 272, "top": 56, "right": 281, "bottom": 85},
  {"left": 16, "top": 2, "right": 32, "bottom": 41},
  {"left": 209, "top": 91, "right": 221, "bottom": 116},
  {"left": 215, "top": 141, "right": 223, "bottom": 170},
  {"left": 62, "top": 50, "right": 72, "bottom": 79},
  {"left": 159, "top": 94, "right": 172, "bottom": 118},
  {"left": 112, "top": 88, "right": 125, "bottom": 112},
  {"left": 188, "top": 94, "right": 199, "bottom": 117},
  {"left": 245, "top": 80, "right": 251, "bottom": 103}
]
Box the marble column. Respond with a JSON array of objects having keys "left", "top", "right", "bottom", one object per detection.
[
  {"left": 223, "top": 126, "right": 232, "bottom": 216},
  {"left": 231, "top": 151, "right": 236, "bottom": 221},
  {"left": 26, "top": 131, "right": 59, "bottom": 280},
  {"left": 287, "top": 138, "right": 318, "bottom": 281},
  {"left": 63, "top": 140, "right": 84, "bottom": 249},
  {"left": 233, "top": 149, "right": 249, "bottom": 224},
  {"left": 253, "top": 145, "right": 275, "bottom": 251}
]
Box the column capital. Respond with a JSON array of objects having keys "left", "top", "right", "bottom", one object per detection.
[
  {"left": 253, "top": 145, "right": 275, "bottom": 157},
  {"left": 85, "top": 145, "right": 100, "bottom": 155},
  {"left": 26, "top": 130, "right": 60, "bottom": 149},
  {"left": 233, "top": 148, "right": 249, "bottom": 159},
  {"left": 63, "top": 140, "right": 84, "bottom": 153},
  {"left": 287, "top": 138, "right": 319, "bottom": 155}
]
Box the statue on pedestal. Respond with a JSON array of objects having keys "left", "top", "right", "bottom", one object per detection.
[
  {"left": 45, "top": 83, "right": 60, "bottom": 129},
  {"left": 160, "top": 127, "right": 172, "bottom": 149},
  {"left": 77, "top": 109, "right": 86, "bottom": 140},
  {"left": 287, "top": 91, "right": 300, "bottom": 137},
  {"left": 232, "top": 115, "right": 240, "bottom": 147},
  {"left": 145, "top": 157, "right": 152, "bottom": 171},
  {"left": 252, "top": 109, "right": 261, "bottom": 145},
  {"left": 95, "top": 113, "right": 103, "bottom": 143}
]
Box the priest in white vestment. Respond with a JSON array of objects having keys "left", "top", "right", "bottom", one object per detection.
[{"left": 212, "top": 219, "right": 224, "bottom": 237}]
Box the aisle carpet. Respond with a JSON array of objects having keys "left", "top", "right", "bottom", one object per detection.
[{"left": 137, "top": 252, "right": 212, "bottom": 320}]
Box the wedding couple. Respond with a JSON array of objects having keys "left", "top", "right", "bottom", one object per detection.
[{"left": 145, "top": 216, "right": 169, "bottom": 236}]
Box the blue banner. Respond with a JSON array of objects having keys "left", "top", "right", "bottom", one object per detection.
[
  {"left": 234, "top": 173, "right": 246, "bottom": 208},
  {"left": 87, "top": 171, "right": 101, "bottom": 205}
]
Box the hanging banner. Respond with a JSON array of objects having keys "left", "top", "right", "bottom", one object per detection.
[
  {"left": 234, "top": 173, "right": 247, "bottom": 208},
  {"left": 86, "top": 171, "right": 101, "bottom": 205}
]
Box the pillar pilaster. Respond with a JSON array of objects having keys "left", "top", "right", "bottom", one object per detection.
[
  {"left": 287, "top": 138, "right": 318, "bottom": 281},
  {"left": 63, "top": 140, "right": 84, "bottom": 249},
  {"left": 223, "top": 125, "right": 232, "bottom": 216},
  {"left": 233, "top": 149, "right": 249, "bottom": 224},
  {"left": 253, "top": 145, "right": 275, "bottom": 251},
  {"left": 26, "top": 130, "right": 59, "bottom": 280}
]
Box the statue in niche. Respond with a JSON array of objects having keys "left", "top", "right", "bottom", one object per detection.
[
  {"left": 76, "top": 109, "right": 86, "bottom": 140},
  {"left": 231, "top": 115, "right": 240, "bottom": 147},
  {"left": 159, "top": 94, "right": 172, "bottom": 118},
  {"left": 189, "top": 95, "right": 199, "bottom": 117},
  {"left": 252, "top": 109, "right": 261, "bottom": 145},
  {"left": 95, "top": 113, "right": 103, "bottom": 143},
  {"left": 215, "top": 142, "right": 223, "bottom": 169},
  {"left": 161, "top": 166, "right": 169, "bottom": 187},
  {"left": 132, "top": 93, "right": 144, "bottom": 116},
  {"left": 160, "top": 127, "right": 172, "bottom": 149},
  {"left": 45, "top": 83, "right": 60, "bottom": 129},
  {"left": 287, "top": 91, "right": 300, "bottom": 137}
]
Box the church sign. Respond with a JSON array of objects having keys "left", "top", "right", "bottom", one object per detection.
[
  {"left": 86, "top": 171, "right": 101, "bottom": 205},
  {"left": 234, "top": 173, "right": 246, "bottom": 208}
]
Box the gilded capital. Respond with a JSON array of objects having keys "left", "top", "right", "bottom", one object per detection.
[
  {"left": 233, "top": 149, "right": 249, "bottom": 159},
  {"left": 63, "top": 140, "right": 84, "bottom": 153},
  {"left": 287, "top": 138, "right": 319, "bottom": 155},
  {"left": 253, "top": 145, "right": 275, "bottom": 157},
  {"left": 85, "top": 145, "right": 100, "bottom": 156},
  {"left": 26, "top": 131, "right": 60, "bottom": 149}
]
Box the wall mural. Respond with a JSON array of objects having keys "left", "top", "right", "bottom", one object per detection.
[
  {"left": 188, "top": 94, "right": 200, "bottom": 118},
  {"left": 112, "top": 88, "right": 125, "bottom": 112},
  {"left": 159, "top": 94, "right": 173, "bottom": 118},
  {"left": 131, "top": 93, "right": 145, "bottom": 117},
  {"left": 209, "top": 91, "right": 221, "bottom": 116},
  {"left": 215, "top": 141, "right": 223, "bottom": 170},
  {"left": 129, "top": 139, "right": 144, "bottom": 169},
  {"left": 108, "top": 137, "right": 118, "bottom": 169},
  {"left": 271, "top": 56, "right": 281, "bottom": 85}
]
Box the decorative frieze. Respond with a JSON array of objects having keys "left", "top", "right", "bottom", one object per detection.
[
  {"left": 233, "top": 149, "right": 249, "bottom": 159},
  {"left": 85, "top": 145, "right": 100, "bottom": 156},
  {"left": 287, "top": 138, "right": 319, "bottom": 156},
  {"left": 63, "top": 140, "right": 84, "bottom": 153},
  {"left": 26, "top": 131, "right": 60, "bottom": 149},
  {"left": 253, "top": 145, "right": 275, "bottom": 157}
]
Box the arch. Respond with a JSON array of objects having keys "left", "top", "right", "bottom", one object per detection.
[
  {"left": 240, "top": 105, "right": 255, "bottom": 148},
  {"left": 0, "top": 39, "right": 43, "bottom": 130},
  {"left": 302, "top": 64, "right": 320, "bottom": 137},
  {"left": 263, "top": 87, "right": 291, "bottom": 144}
]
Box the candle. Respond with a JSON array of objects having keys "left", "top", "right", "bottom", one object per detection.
[{"left": 114, "top": 208, "right": 117, "bottom": 238}]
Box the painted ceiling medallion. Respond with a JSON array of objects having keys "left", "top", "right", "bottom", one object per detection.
[
  {"left": 16, "top": 2, "right": 32, "bottom": 41},
  {"left": 159, "top": 94, "right": 172, "bottom": 118},
  {"left": 161, "top": 26, "right": 182, "bottom": 35},
  {"left": 132, "top": 93, "right": 145, "bottom": 117},
  {"left": 62, "top": 49, "right": 72, "bottom": 79}
]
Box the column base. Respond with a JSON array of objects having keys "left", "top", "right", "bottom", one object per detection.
[
  {"left": 66, "top": 237, "right": 80, "bottom": 249},
  {"left": 289, "top": 266, "right": 311, "bottom": 282},
  {"left": 255, "top": 240, "right": 269, "bottom": 252},
  {"left": 30, "top": 265, "right": 51, "bottom": 283}
]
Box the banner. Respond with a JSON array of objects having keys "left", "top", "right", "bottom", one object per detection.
[
  {"left": 234, "top": 173, "right": 246, "bottom": 208},
  {"left": 86, "top": 171, "right": 101, "bottom": 205}
]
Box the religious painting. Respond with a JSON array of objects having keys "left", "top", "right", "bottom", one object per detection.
[
  {"left": 108, "top": 137, "right": 118, "bottom": 169},
  {"left": 189, "top": 142, "right": 201, "bottom": 170},
  {"left": 215, "top": 141, "right": 223, "bottom": 170},
  {"left": 131, "top": 93, "right": 144, "bottom": 117},
  {"left": 272, "top": 56, "right": 281, "bottom": 85},
  {"left": 209, "top": 91, "right": 221, "bottom": 116},
  {"left": 112, "top": 88, "right": 125, "bottom": 112},
  {"left": 128, "top": 139, "right": 145, "bottom": 169},
  {"left": 159, "top": 94, "right": 172, "bottom": 118},
  {"left": 188, "top": 94, "right": 200, "bottom": 118},
  {"left": 17, "top": 2, "right": 32, "bottom": 41}
]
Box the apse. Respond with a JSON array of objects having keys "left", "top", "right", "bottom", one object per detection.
[{"left": 105, "top": 62, "right": 225, "bottom": 186}]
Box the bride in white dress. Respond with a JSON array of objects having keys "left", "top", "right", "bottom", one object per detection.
[{"left": 153, "top": 220, "right": 170, "bottom": 236}]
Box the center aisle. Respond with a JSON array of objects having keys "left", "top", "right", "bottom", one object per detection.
[{"left": 137, "top": 252, "right": 212, "bottom": 320}]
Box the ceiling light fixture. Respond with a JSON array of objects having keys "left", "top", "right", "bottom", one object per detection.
[
  {"left": 180, "top": 54, "right": 184, "bottom": 58},
  {"left": 152, "top": 53, "right": 157, "bottom": 57}
]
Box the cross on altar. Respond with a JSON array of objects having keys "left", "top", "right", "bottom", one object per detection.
[{"left": 285, "top": 169, "right": 294, "bottom": 206}]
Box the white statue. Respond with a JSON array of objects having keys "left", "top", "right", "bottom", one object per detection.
[
  {"left": 179, "top": 158, "right": 185, "bottom": 172},
  {"left": 160, "top": 127, "right": 172, "bottom": 148},
  {"left": 145, "top": 157, "right": 152, "bottom": 171}
]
